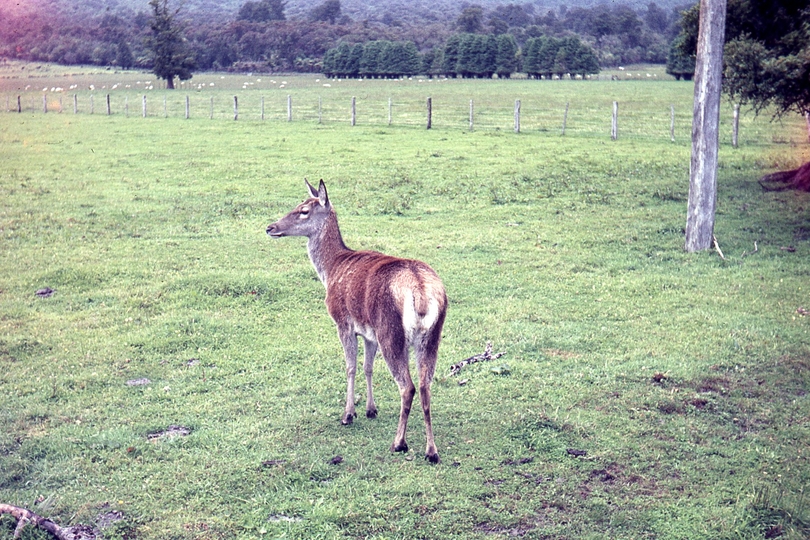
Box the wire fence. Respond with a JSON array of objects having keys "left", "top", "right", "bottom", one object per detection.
[{"left": 1, "top": 90, "right": 782, "bottom": 146}]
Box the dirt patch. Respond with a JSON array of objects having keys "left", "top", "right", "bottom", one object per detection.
[
  {"left": 96, "top": 510, "right": 124, "bottom": 529},
  {"left": 474, "top": 520, "right": 535, "bottom": 537},
  {"left": 543, "top": 349, "right": 580, "bottom": 360},
  {"left": 35, "top": 287, "right": 54, "bottom": 298}
]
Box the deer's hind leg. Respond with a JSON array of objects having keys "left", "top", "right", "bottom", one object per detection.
[
  {"left": 362, "top": 337, "right": 378, "bottom": 419},
  {"left": 378, "top": 329, "right": 415, "bottom": 454},
  {"left": 416, "top": 314, "right": 445, "bottom": 464},
  {"left": 416, "top": 349, "right": 439, "bottom": 463}
]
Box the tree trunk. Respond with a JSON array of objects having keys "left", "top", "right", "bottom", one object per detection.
[
  {"left": 759, "top": 161, "right": 810, "bottom": 192},
  {"left": 166, "top": 77, "right": 175, "bottom": 90},
  {"left": 685, "top": 0, "right": 727, "bottom": 252}
]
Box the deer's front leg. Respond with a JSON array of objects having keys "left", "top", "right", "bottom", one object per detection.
[{"left": 338, "top": 328, "right": 359, "bottom": 425}]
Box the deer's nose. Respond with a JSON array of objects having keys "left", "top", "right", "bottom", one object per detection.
[{"left": 266, "top": 223, "right": 282, "bottom": 237}]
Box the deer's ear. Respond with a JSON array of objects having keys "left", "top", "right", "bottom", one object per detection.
[
  {"left": 317, "top": 179, "right": 329, "bottom": 207},
  {"left": 305, "top": 178, "right": 319, "bottom": 199}
]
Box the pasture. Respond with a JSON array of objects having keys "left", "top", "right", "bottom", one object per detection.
[{"left": 1, "top": 68, "right": 809, "bottom": 539}]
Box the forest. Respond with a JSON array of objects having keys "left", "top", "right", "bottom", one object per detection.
[{"left": 0, "top": 0, "right": 693, "bottom": 76}]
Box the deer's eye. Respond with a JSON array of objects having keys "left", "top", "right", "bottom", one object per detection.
[{"left": 299, "top": 206, "right": 310, "bottom": 217}]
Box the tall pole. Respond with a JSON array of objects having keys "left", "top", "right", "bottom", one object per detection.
[{"left": 685, "top": 0, "right": 727, "bottom": 252}]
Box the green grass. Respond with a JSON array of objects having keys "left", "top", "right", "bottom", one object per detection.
[{"left": 1, "top": 71, "right": 809, "bottom": 539}]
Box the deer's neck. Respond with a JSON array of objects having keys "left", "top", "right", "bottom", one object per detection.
[{"left": 307, "top": 209, "right": 350, "bottom": 285}]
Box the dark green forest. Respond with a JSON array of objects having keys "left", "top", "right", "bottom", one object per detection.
[{"left": 0, "top": 0, "right": 694, "bottom": 77}]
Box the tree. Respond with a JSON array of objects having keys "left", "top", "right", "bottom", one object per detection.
[
  {"left": 116, "top": 41, "right": 134, "bottom": 69},
  {"left": 379, "top": 41, "right": 420, "bottom": 78},
  {"left": 441, "top": 34, "right": 462, "bottom": 77},
  {"left": 666, "top": 35, "right": 695, "bottom": 80},
  {"left": 679, "top": 0, "right": 810, "bottom": 191},
  {"left": 645, "top": 2, "right": 671, "bottom": 33},
  {"left": 359, "top": 40, "right": 386, "bottom": 78},
  {"left": 456, "top": 6, "right": 485, "bottom": 34},
  {"left": 237, "top": 0, "right": 286, "bottom": 22},
  {"left": 495, "top": 34, "right": 518, "bottom": 78},
  {"left": 310, "top": 0, "right": 341, "bottom": 24},
  {"left": 146, "top": 0, "right": 194, "bottom": 89}
]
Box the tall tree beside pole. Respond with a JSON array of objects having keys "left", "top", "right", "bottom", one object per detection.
[
  {"left": 685, "top": 0, "right": 726, "bottom": 253},
  {"left": 147, "top": 0, "right": 195, "bottom": 90}
]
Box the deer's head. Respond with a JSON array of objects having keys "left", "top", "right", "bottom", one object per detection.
[{"left": 266, "top": 179, "right": 332, "bottom": 239}]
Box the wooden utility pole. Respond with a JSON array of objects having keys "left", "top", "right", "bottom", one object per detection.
[{"left": 685, "top": 0, "right": 726, "bottom": 252}]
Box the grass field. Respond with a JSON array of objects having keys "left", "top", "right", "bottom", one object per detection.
[{"left": 1, "top": 69, "right": 809, "bottom": 539}]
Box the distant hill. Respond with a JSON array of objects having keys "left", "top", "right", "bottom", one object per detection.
[{"left": 9, "top": 0, "right": 694, "bottom": 23}]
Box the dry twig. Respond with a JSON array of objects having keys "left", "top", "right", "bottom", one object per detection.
[
  {"left": 449, "top": 342, "right": 506, "bottom": 376},
  {"left": 712, "top": 235, "right": 726, "bottom": 260},
  {"left": 741, "top": 241, "right": 758, "bottom": 258}
]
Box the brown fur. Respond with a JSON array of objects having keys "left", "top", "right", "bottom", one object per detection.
[{"left": 267, "top": 180, "right": 447, "bottom": 463}]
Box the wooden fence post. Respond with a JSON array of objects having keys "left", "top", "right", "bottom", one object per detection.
[
  {"left": 351, "top": 96, "right": 356, "bottom": 126},
  {"left": 142, "top": 95, "right": 146, "bottom": 118},
  {"left": 685, "top": 0, "right": 727, "bottom": 253},
  {"left": 210, "top": 96, "right": 214, "bottom": 119},
  {"left": 17, "top": 95, "right": 22, "bottom": 113},
  {"left": 469, "top": 99, "right": 474, "bottom": 131},
  {"left": 106, "top": 94, "right": 111, "bottom": 116},
  {"left": 732, "top": 103, "right": 740, "bottom": 148},
  {"left": 514, "top": 99, "right": 521, "bottom": 133},
  {"left": 388, "top": 97, "right": 392, "bottom": 126},
  {"left": 287, "top": 95, "right": 292, "bottom": 122},
  {"left": 58, "top": 95, "right": 62, "bottom": 113},
  {"left": 163, "top": 95, "right": 167, "bottom": 118},
  {"left": 43, "top": 95, "right": 47, "bottom": 114},
  {"left": 426, "top": 96, "right": 432, "bottom": 130},
  {"left": 261, "top": 96, "right": 265, "bottom": 121},
  {"left": 185, "top": 95, "right": 190, "bottom": 119},
  {"left": 90, "top": 95, "right": 94, "bottom": 114},
  {"left": 233, "top": 95, "right": 238, "bottom": 120},
  {"left": 562, "top": 102, "right": 569, "bottom": 135},
  {"left": 73, "top": 94, "right": 77, "bottom": 114},
  {"left": 611, "top": 101, "right": 618, "bottom": 140},
  {"left": 670, "top": 105, "right": 675, "bottom": 142}
]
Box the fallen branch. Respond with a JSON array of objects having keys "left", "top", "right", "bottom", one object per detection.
[
  {"left": 449, "top": 342, "right": 506, "bottom": 376},
  {"left": 741, "top": 241, "right": 758, "bottom": 258},
  {"left": 712, "top": 235, "right": 726, "bottom": 260},
  {"left": 0, "top": 503, "right": 97, "bottom": 540}
]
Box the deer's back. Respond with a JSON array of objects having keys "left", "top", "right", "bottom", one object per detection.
[{"left": 325, "top": 250, "right": 446, "bottom": 341}]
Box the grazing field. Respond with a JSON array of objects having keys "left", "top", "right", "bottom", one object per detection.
[{"left": 1, "top": 70, "right": 809, "bottom": 539}]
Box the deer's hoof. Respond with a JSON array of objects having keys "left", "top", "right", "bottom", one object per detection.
[
  {"left": 366, "top": 408, "right": 378, "bottom": 419},
  {"left": 425, "top": 452, "right": 440, "bottom": 464},
  {"left": 391, "top": 441, "right": 409, "bottom": 453},
  {"left": 341, "top": 413, "right": 355, "bottom": 425}
]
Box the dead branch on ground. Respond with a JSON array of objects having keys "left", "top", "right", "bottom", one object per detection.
[
  {"left": 0, "top": 503, "right": 97, "bottom": 540},
  {"left": 450, "top": 342, "right": 506, "bottom": 376}
]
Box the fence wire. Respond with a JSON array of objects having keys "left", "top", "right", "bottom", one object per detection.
[{"left": 1, "top": 89, "right": 779, "bottom": 145}]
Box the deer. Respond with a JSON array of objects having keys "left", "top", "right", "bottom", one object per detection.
[{"left": 266, "top": 180, "right": 447, "bottom": 464}]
